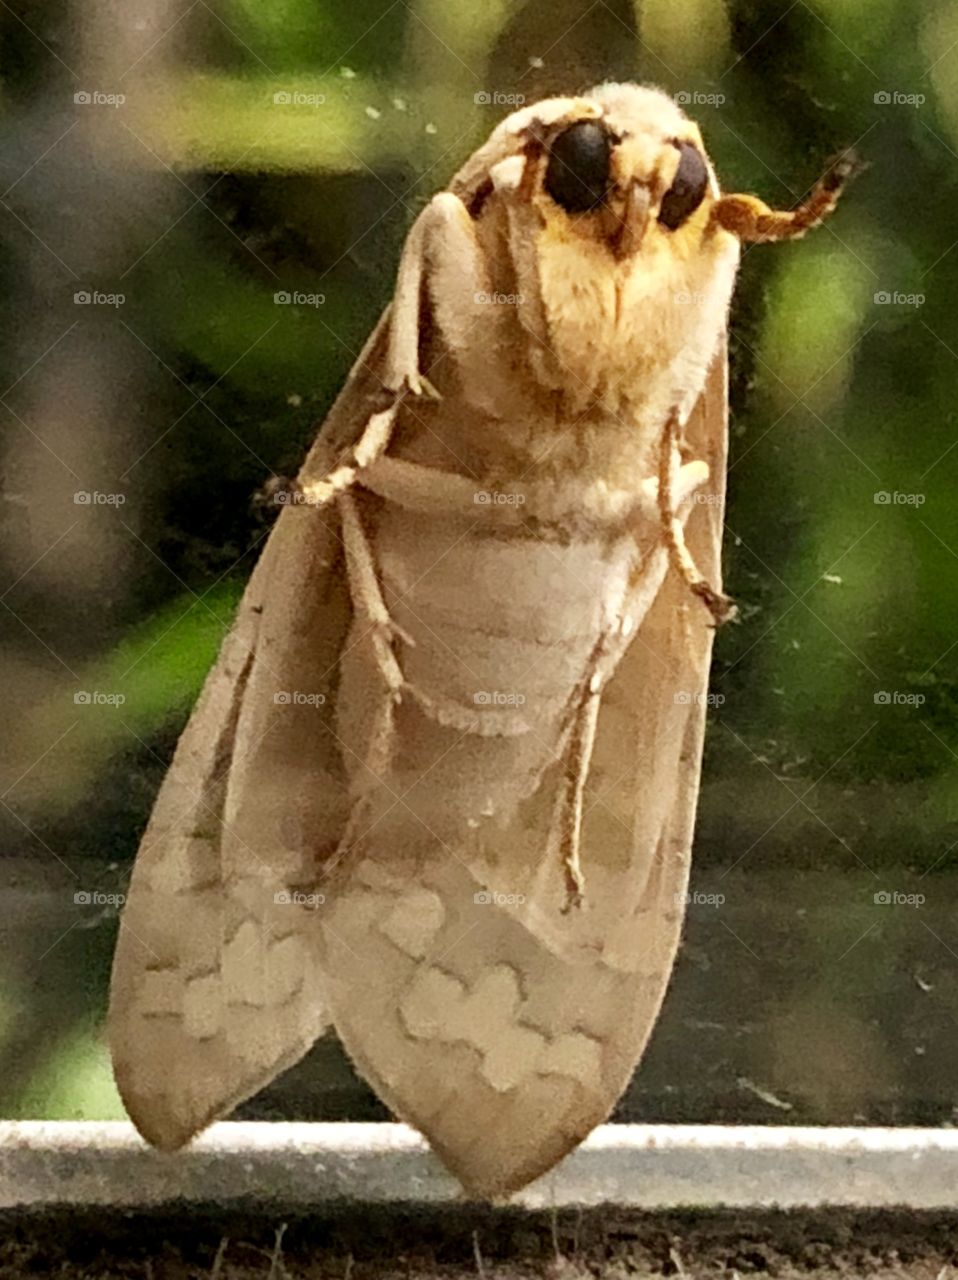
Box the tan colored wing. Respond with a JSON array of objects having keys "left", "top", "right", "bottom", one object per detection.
[
  {"left": 108, "top": 318, "right": 392, "bottom": 1149},
  {"left": 315, "top": 346, "right": 728, "bottom": 1197}
]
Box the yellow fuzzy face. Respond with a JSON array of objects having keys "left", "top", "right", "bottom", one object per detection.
[
  {"left": 531, "top": 83, "right": 721, "bottom": 262},
  {"left": 442, "top": 83, "right": 850, "bottom": 476},
  {"left": 501, "top": 84, "right": 740, "bottom": 425}
]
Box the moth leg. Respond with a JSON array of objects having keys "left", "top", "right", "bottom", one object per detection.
[
  {"left": 551, "top": 443, "right": 719, "bottom": 906},
  {"left": 338, "top": 492, "right": 412, "bottom": 705},
  {"left": 298, "top": 402, "right": 397, "bottom": 509},
  {"left": 553, "top": 680, "right": 603, "bottom": 913},
  {"left": 386, "top": 191, "right": 491, "bottom": 398},
  {"left": 300, "top": 190, "right": 485, "bottom": 506},
  {"left": 552, "top": 448, "right": 720, "bottom": 908},
  {"left": 551, "top": 481, "right": 697, "bottom": 911},
  {"left": 306, "top": 191, "right": 497, "bottom": 507},
  {"left": 657, "top": 411, "right": 736, "bottom": 626},
  {"left": 332, "top": 492, "right": 411, "bottom": 865}
]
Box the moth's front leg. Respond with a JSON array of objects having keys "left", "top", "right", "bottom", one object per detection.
[
  {"left": 300, "top": 195, "right": 494, "bottom": 508},
  {"left": 298, "top": 403, "right": 397, "bottom": 509},
  {"left": 385, "top": 191, "right": 500, "bottom": 402}
]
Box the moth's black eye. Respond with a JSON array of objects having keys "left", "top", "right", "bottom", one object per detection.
[
  {"left": 659, "top": 142, "right": 709, "bottom": 230},
  {"left": 544, "top": 121, "right": 612, "bottom": 214}
]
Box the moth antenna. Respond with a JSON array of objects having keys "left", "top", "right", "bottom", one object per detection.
[{"left": 710, "top": 148, "right": 861, "bottom": 243}]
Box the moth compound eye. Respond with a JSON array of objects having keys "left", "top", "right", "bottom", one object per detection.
[
  {"left": 659, "top": 142, "right": 709, "bottom": 230},
  {"left": 544, "top": 120, "right": 613, "bottom": 214}
]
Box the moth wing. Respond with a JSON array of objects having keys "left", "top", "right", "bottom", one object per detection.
[
  {"left": 317, "top": 346, "right": 728, "bottom": 1196},
  {"left": 109, "top": 317, "right": 391, "bottom": 1148}
]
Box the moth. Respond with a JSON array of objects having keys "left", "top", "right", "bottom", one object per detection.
[{"left": 109, "top": 83, "right": 853, "bottom": 1197}]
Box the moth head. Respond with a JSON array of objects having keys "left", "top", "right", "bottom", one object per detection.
[
  {"left": 457, "top": 82, "right": 856, "bottom": 261},
  {"left": 449, "top": 85, "right": 854, "bottom": 413},
  {"left": 518, "top": 84, "right": 721, "bottom": 263}
]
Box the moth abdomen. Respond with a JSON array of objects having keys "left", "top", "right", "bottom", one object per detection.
[{"left": 336, "top": 491, "right": 639, "bottom": 829}]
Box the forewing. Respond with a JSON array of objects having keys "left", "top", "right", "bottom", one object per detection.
[
  {"left": 316, "top": 347, "right": 728, "bottom": 1196},
  {"left": 108, "top": 318, "right": 392, "bottom": 1148}
]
